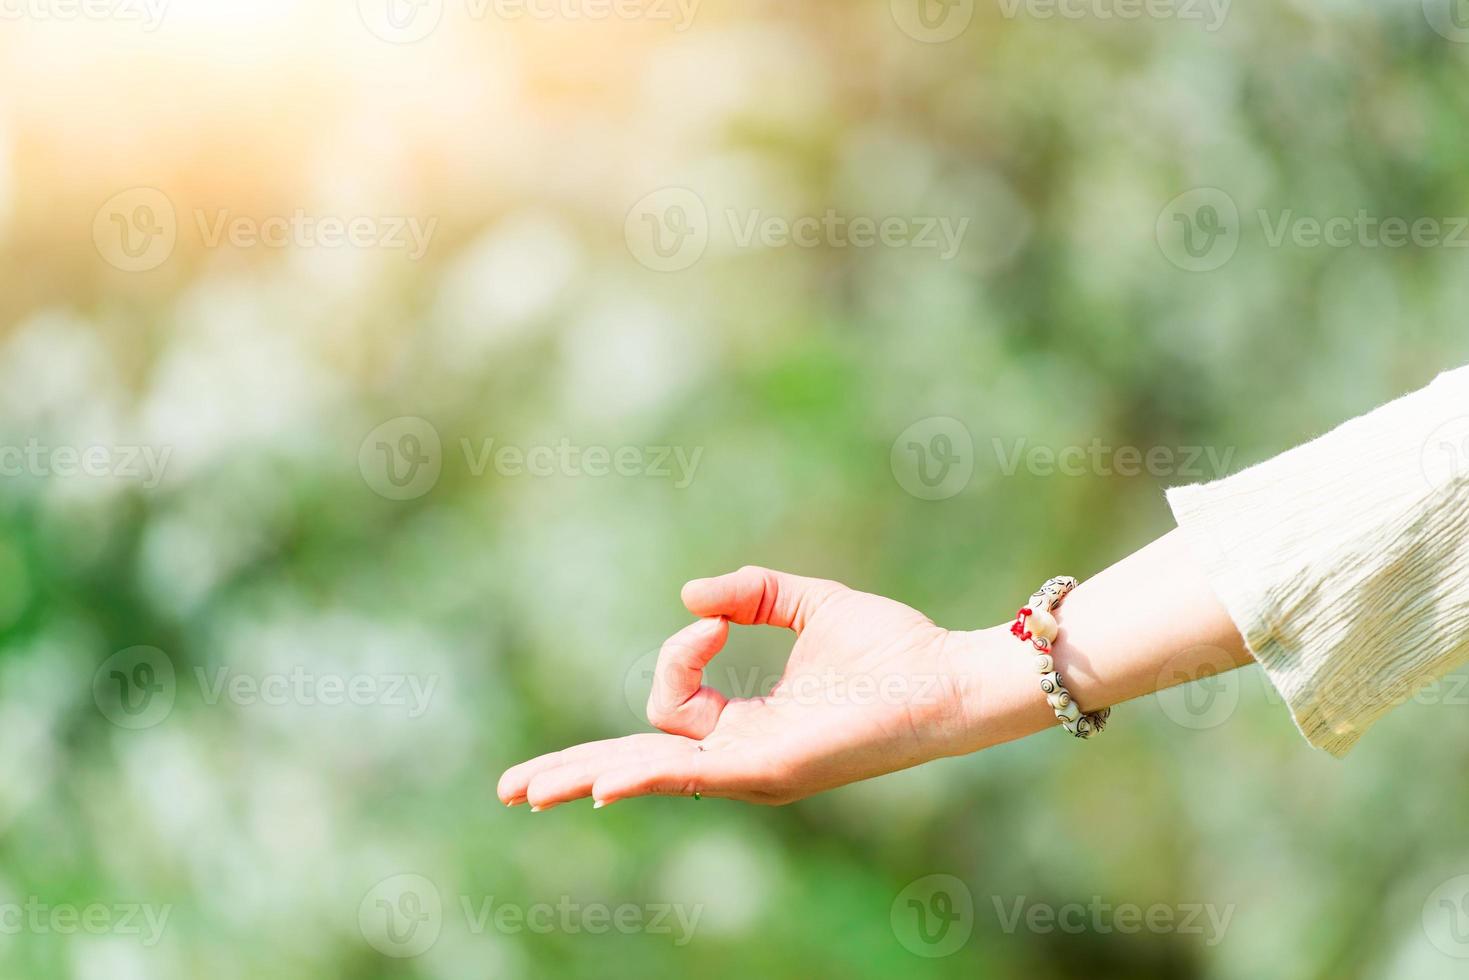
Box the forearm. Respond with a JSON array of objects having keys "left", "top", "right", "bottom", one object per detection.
[{"left": 950, "top": 528, "right": 1253, "bottom": 753}]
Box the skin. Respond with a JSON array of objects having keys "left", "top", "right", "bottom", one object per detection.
[{"left": 497, "top": 527, "right": 1254, "bottom": 810}]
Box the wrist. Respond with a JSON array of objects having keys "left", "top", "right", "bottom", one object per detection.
[{"left": 943, "top": 624, "right": 1061, "bottom": 755}]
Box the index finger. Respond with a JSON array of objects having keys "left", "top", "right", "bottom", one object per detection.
[{"left": 646, "top": 616, "right": 729, "bottom": 738}]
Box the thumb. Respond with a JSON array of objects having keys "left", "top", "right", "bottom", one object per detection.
[{"left": 680, "top": 565, "right": 842, "bottom": 633}]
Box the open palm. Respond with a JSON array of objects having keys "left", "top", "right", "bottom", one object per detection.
[{"left": 498, "top": 566, "right": 977, "bottom": 809}]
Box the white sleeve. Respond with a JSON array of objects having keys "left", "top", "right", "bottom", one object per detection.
[{"left": 1166, "top": 365, "right": 1469, "bottom": 757}]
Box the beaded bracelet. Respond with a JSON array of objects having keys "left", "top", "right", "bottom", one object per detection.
[{"left": 1010, "top": 575, "right": 1112, "bottom": 739}]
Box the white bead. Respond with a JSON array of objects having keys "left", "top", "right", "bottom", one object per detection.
[
  {"left": 1025, "top": 607, "right": 1059, "bottom": 643},
  {"left": 1034, "top": 653, "right": 1054, "bottom": 674},
  {"left": 1054, "top": 699, "right": 1081, "bottom": 723}
]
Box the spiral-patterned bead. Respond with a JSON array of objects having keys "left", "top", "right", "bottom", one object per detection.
[{"left": 1011, "top": 575, "right": 1112, "bottom": 739}]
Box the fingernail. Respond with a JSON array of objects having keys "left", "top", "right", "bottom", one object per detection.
[
  {"left": 529, "top": 805, "right": 543, "bottom": 813},
  {"left": 592, "top": 800, "right": 605, "bottom": 809}
]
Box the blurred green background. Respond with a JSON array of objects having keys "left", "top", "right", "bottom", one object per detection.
[{"left": 1, "top": 0, "right": 1469, "bottom": 976}]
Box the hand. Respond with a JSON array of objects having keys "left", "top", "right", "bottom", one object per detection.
[{"left": 497, "top": 566, "right": 985, "bottom": 809}]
